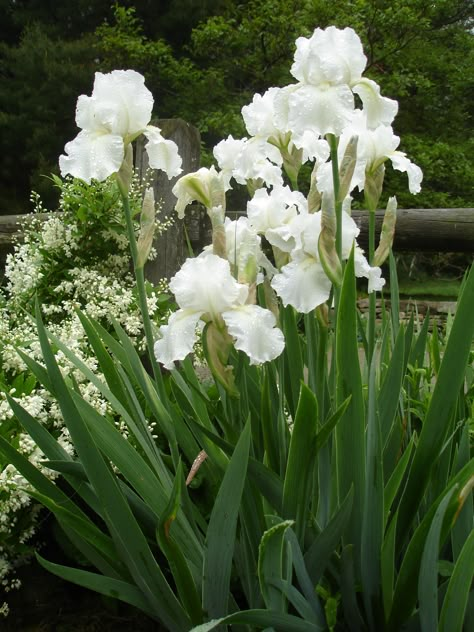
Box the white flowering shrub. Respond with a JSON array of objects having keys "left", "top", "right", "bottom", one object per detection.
[{"left": 0, "top": 173, "right": 173, "bottom": 613}]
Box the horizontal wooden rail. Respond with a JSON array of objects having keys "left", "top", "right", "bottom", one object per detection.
[
  {"left": 2, "top": 209, "right": 473, "bottom": 251},
  {"left": 352, "top": 208, "right": 474, "bottom": 253}
]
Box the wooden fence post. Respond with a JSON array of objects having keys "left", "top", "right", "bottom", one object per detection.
[{"left": 135, "top": 119, "right": 201, "bottom": 283}]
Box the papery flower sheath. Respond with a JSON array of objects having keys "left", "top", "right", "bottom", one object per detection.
[
  {"left": 154, "top": 254, "right": 285, "bottom": 369},
  {"left": 59, "top": 70, "right": 182, "bottom": 184}
]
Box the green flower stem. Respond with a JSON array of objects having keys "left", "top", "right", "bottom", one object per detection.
[{"left": 119, "top": 187, "right": 164, "bottom": 391}]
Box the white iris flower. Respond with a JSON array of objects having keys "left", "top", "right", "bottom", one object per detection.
[
  {"left": 247, "top": 185, "right": 307, "bottom": 253},
  {"left": 213, "top": 135, "right": 283, "bottom": 189},
  {"left": 59, "top": 70, "right": 182, "bottom": 184},
  {"left": 271, "top": 211, "right": 383, "bottom": 313},
  {"left": 154, "top": 254, "right": 285, "bottom": 369}
]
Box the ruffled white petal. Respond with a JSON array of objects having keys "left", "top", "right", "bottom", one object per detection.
[
  {"left": 222, "top": 305, "right": 285, "bottom": 365},
  {"left": 90, "top": 70, "right": 154, "bottom": 136},
  {"left": 247, "top": 186, "right": 303, "bottom": 235},
  {"left": 233, "top": 137, "right": 283, "bottom": 187},
  {"left": 293, "top": 132, "right": 330, "bottom": 163},
  {"left": 291, "top": 27, "right": 366, "bottom": 86},
  {"left": 271, "top": 254, "right": 332, "bottom": 313},
  {"left": 154, "top": 310, "right": 203, "bottom": 370},
  {"left": 144, "top": 126, "right": 182, "bottom": 179},
  {"left": 170, "top": 254, "right": 248, "bottom": 317},
  {"left": 368, "top": 266, "right": 385, "bottom": 293},
  {"left": 286, "top": 84, "right": 355, "bottom": 138},
  {"left": 242, "top": 87, "right": 283, "bottom": 138},
  {"left": 59, "top": 130, "right": 124, "bottom": 183},
  {"left": 213, "top": 135, "right": 247, "bottom": 187}
]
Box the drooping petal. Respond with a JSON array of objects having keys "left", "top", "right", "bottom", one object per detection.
[
  {"left": 352, "top": 78, "right": 398, "bottom": 128},
  {"left": 59, "top": 130, "right": 124, "bottom": 183},
  {"left": 144, "top": 126, "right": 182, "bottom": 179},
  {"left": 271, "top": 254, "right": 332, "bottom": 313},
  {"left": 222, "top": 305, "right": 285, "bottom": 365},
  {"left": 154, "top": 309, "right": 203, "bottom": 370},
  {"left": 341, "top": 211, "right": 361, "bottom": 259},
  {"left": 389, "top": 152, "right": 423, "bottom": 194},
  {"left": 354, "top": 248, "right": 385, "bottom": 293},
  {"left": 170, "top": 254, "right": 248, "bottom": 317}
]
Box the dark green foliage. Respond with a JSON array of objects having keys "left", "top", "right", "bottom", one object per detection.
[{"left": 1, "top": 0, "right": 473, "bottom": 212}]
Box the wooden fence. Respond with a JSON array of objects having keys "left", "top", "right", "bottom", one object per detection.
[{"left": 1, "top": 119, "right": 473, "bottom": 282}]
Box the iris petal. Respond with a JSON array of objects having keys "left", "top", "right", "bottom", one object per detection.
[
  {"left": 271, "top": 255, "right": 332, "bottom": 313},
  {"left": 154, "top": 310, "right": 203, "bottom": 370},
  {"left": 144, "top": 127, "right": 182, "bottom": 178},
  {"left": 222, "top": 305, "right": 284, "bottom": 365},
  {"left": 59, "top": 131, "right": 124, "bottom": 184}
]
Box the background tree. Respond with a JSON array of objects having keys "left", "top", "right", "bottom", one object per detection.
[{"left": 0, "top": 0, "right": 472, "bottom": 213}]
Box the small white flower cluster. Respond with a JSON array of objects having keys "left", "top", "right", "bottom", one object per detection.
[
  {"left": 4, "top": 242, "right": 43, "bottom": 297},
  {"left": 0, "top": 175, "right": 172, "bottom": 609}
]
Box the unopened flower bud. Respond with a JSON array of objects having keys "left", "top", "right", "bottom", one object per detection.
[
  {"left": 136, "top": 187, "right": 156, "bottom": 269},
  {"left": 237, "top": 230, "right": 259, "bottom": 287},
  {"left": 308, "top": 162, "right": 322, "bottom": 213},
  {"left": 318, "top": 192, "right": 342, "bottom": 286},
  {"left": 209, "top": 205, "right": 227, "bottom": 259},
  {"left": 373, "top": 196, "right": 397, "bottom": 267},
  {"left": 365, "top": 163, "right": 385, "bottom": 211},
  {"left": 279, "top": 140, "right": 303, "bottom": 189},
  {"left": 116, "top": 144, "right": 134, "bottom": 195},
  {"left": 338, "top": 136, "right": 358, "bottom": 203},
  {"left": 172, "top": 166, "right": 226, "bottom": 218},
  {"left": 202, "top": 321, "right": 238, "bottom": 397}
]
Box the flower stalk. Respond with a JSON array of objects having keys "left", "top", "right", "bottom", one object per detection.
[{"left": 118, "top": 184, "right": 163, "bottom": 388}]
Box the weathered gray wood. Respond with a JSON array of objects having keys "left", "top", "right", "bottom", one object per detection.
[
  {"left": 135, "top": 119, "right": 201, "bottom": 283},
  {"left": 0, "top": 213, "right": 54, "bottom": 246},
  {"left": 352, "top": 208, "right": 474, "bottom": 253},
  {"left": 0, "top": 213, "right": 55, "bottom": 276}
]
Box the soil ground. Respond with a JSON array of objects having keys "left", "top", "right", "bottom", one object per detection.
[{"left": 1, "top": 559, "right": 162, "bottom": 632}]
